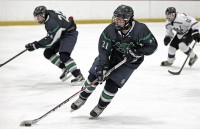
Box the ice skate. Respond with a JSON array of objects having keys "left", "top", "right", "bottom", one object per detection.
[
  {"left": 71, "top": 98, "right": 86, "bottom": 112},
  {"left": 160, "top": 61, "right": 173, "bottom": 66},
  {"left": 90, "top": 105, "right": 104, "bottom": 118},
  {"left": 60, "top": 68, "right": 72, "bottom": 82},
  {"left": 71, "top": 73, "right": 85, "bottom": 86},
  {"left": 189, "top": 54, "right": 198, "bottom": 67}
]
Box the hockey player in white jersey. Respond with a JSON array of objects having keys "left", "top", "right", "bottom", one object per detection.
[{"left": 161, "top": 7, "right": 199, "bottom": 66}]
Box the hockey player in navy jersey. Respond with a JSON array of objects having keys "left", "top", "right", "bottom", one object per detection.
[
  {"left": 161, "top": 7, "right": 199, "bottom": 67},
  {"left": 71, "top": 5, "right": 158, "bottom": 117},
  {"left": 25, "top": 6, "right": 85, "bottom": 84}
]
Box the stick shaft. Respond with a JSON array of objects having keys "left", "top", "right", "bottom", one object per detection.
[
  {"left": 0, "top": 49, "right": 27, "bottom": 67},
  {"left": 168, "top": 41, "right": 197, "bottom": 75},
  {"left": 30, "top": 57, "right": 127, "bottom": 124}
]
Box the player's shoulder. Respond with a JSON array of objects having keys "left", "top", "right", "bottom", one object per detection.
[
  {"left": 46, "top": 10, "right": 60, "bottom": 22},
  {"left": 44, "top": 11, "right": 59, "bottom": 29},
  {"left": 100, "top": 23, "right": 117, "bottom": 41},
  {"left": 134, "top": 20, "right": 147, "bottom": 28},
  {"left": 133, "top": 20, "right": 150, "bottom": 33},
  {"left": 174, "top": 13, "right": 189, "bottom": 23},
  {"left": 46, "top": 10, "right": 56, "bottom": 16},
  {"left": 103, "top": 23, "right": 116, "bottom": 34},
  {"left": 104, "top": 23, "right": 115, "bottom": 30}
]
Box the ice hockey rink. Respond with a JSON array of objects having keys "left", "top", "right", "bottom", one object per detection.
[{"left": 0, "top": 23, "right": 200, "bottom": 129}]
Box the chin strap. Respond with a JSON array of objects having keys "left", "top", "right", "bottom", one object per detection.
[{"left": 123, "top": 19, "right": 133, "bottom": 30}]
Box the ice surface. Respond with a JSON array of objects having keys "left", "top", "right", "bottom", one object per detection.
[{"left": 0, "top": 23, "right": 200, "bottom": 129}]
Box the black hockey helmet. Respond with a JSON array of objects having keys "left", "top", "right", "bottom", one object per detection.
[
  {"left": 165, "top": 7, "right": 176, "bottom": 15},
  {"left": 33, "top": 6, "right": 47, "bottom": 24},
  {"left": 113, "top": 5, "right": 134, "bottom": 30},
  {"left": 165, "top": 7, "right": 176, "bottom": 22}
]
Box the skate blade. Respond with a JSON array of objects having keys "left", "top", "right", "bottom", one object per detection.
[
  {"left": 89, "top": 116, "right": 95, "bottom": 119},
  {"left": 71, "top": 80, "right": 85, "bottom": 86},
  {"left": 61, "top": 74, "right": 72, "bottom": 82},
  {"left": 89, "top": 116, "right": 98, "bottom": 119},
  {"left": 70, "top": 109, "right": 75, "bottom": 112}
]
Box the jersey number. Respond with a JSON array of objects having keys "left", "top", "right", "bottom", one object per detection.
[
  {"left": 102, "top": 41, "right": 109, "bottom": 50},
  {"left": 54, "top": 10, "right": 67, "bottom": 21},
  {"left": 186, "top": 19, "right": 191, "bottom": 23}
]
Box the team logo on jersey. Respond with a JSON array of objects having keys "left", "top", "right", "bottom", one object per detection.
[
  {"left": 114, "top": 42, "right": 137, "bottom": 54},
  {"left": 173, "top": 26, "right": 184, "bottom": 34}
]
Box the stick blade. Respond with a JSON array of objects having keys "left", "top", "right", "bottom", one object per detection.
[
  {"left": 19, "top": 120, "right": 33, "bottom": 127},
  {"left": 168, "top": 70, "right": 180, "bottom": 75}
]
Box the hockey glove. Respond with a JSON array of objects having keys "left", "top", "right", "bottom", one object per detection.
[
  {"left": 126, "top": 49, "right": 142, "bottom": 64},
  {"left": 192, "top": 29, "right": 200, "bottom": 42},
  {"left": 25, "top": 41, "right": 39, "bottom": 51},
  {"left": 95, "top": 65, "right": 108, "bottom": 84},
  {"left": 164, "top": 35, "right": 172, "bottom": 46}
]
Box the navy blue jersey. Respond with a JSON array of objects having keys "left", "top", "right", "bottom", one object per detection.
[
  {"left": 37, "top": 10, "right": 76, "bottom": 48},
  {"left": 97, "top": 20, "right": 158, "bottom": 69}
]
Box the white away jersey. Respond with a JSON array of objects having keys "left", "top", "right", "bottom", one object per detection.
[{"left": 165, "top": 13, "right": 199, "bottom": 39}]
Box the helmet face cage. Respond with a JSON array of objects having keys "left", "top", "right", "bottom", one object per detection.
[
  {"left": 166, "top": 13, "right": 176, "bottom": 22},
  {"left": 113, "top": 17, "right": 126, "bottom": 30},
  {"left": 165, "top": 7, "right": 176, "bottom": 22},
  {"left": 113, "top": 5, "right": 134, "bottom": 30},
  {"left": 33, "top": 6, "right": 47, "bottom": 24}
]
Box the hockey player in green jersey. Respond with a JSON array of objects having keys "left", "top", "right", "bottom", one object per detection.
[
  {"left": 71, "top": 5, "right": 158, "bottom": 117},
  {"left": 25, "top": 6, "right": 85, "bottom": 84}
]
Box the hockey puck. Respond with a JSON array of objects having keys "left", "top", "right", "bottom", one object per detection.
[{"left": 24, "top": 123, "right": 31, "bottom": 127}]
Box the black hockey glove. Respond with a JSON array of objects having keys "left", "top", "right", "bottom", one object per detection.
[
  {"left": 164, "top": 35, "right": 172, "bottom": 46},
  {"left": 192, "top": 29, "right": 200, "bottom": 42},
  {"left": 25, "top": 41, "right": 39, "bottom": 51},
  {"left": 95, "top": 65, "right": 108, "bottom": 84},
  {"left": 126, "top": 49, "right": 142, "bottom": 64}
]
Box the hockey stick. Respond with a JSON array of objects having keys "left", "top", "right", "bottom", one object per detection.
[
  {"left": 0, "top": 49, "right": 27, "bottom": 67},
  {"left": 168, "top": 41, "right": 197, "bottom": 75},
  {"left": 19, "top": 57, "right": 127, "bottom": 127}
]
